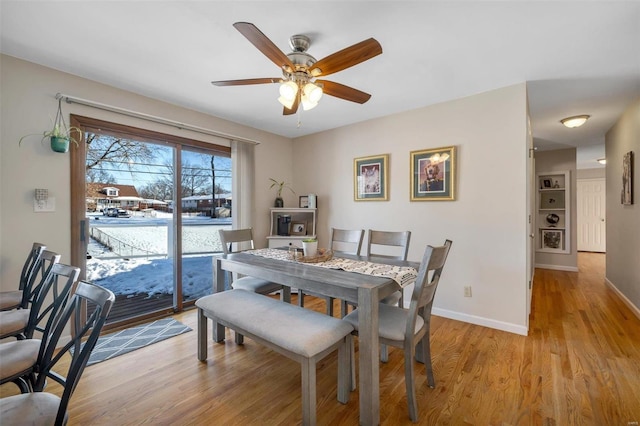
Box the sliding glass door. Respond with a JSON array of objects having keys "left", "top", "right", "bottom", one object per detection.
[{"left": 71, "top": 116, "right": 231, "bottom": 328}]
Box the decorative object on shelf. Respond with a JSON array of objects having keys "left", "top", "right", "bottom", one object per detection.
[
  {"left": 299, "top": 195, "right": 309, "bottom": 208},
  {"left": 302, "top": 238, "right": 318, "bottom": 257},
  {"left": 553, "top": 180, "right": 560, "bottom": 188},
  {"left": 542, "top": 179, "right": 552, "bottom": 188},
  {"left": 308, "top": 193, "right": 317, "bottom": 208},
  {"left": 290, "top": 221, "right": 307, "bottom": 236},
  {"left": 622, "top": 151, "right": 633, "bottom": 205},
  {"left": 354, "top": 154, "right": 389, "bottom": 201},
  {"left": 19, "top": 96, "right": 82, "bottom": 153},
  {"left": 546, "top": 213, "right": 560, "bottom": 227},
  {"left": 540, "top": 191, "right": 565, "bottom": 209},
  {"left": 410, "top": 146, "right": 456, "bottom": 201},
  {"left": 542, "top": 230, "right": 563, "bottom": 249},
  {"left": 269, "top": 178, "right": 295, "bottom": 208}
]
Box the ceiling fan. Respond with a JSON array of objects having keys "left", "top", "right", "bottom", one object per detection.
[{"left": 211, "top": 22, "right": 383, "bottom": 115}]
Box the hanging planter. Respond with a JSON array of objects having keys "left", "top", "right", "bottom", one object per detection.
[{"left": 19, "top": 96, "right": 82, "bottom": 153}]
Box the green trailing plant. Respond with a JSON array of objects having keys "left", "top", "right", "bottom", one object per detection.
[
  {"left": 302, "top": 238, "right": 317, "bottom": 243},
  {"left": 18, "top": 97, "right": 82, "bottom": 152},
  {"left": 269, "top": 178, "right": 295, "bottom": 198}
]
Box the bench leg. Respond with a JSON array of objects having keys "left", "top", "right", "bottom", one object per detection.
[
  {"left": 197, "top": 308, "right": 207, "bottom": 361},
  {"left": 337, "top": 336, "right": 350, "bottom": 404},
  {"left": 235, "top": 331, "right": 244, "bottom": 345},
  {"left": 301, "top": 358, "right": 316, "bottom": 426},
  {"left": 281, "top": 287, "right": 291, "bottom": 303}
]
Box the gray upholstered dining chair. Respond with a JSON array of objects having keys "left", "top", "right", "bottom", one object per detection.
[
  {"left": 0, "top": 250, "right": 62, "bottom": 340},
  {"left": 340, "top": 229, "right": 412, "bottom": 318},
  {"left": 299, "top": 228, "right": 364, "bottom": 316},
  {"left": 343, "top": 239, "right": 452, "bottom": 422},
  {"left": 369, "top": 229, "right": 411, "bottom": 307},
  {"left": 0, "top": 281, "right": 115, "bottom": 426},
  {"left": 0, "top": 242, "right": 46, "bottom": 311},
  {"left": 218, "top": 228, "right": 291, "bottom": 302}
]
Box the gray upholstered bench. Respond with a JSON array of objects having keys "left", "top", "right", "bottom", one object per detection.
[{"left": 195, "top": 289, "right": 353, "bottom": 426}]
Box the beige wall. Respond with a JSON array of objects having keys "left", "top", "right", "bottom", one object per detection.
[
  {"left": 605, "top": 98, "right": 640, "bottom": 315},
  {"left": 0, "top": 55, "right": 292, "bottom": 288},
  {"left": 534, "top": 148, "right": 578, "bottom": 271},
  {"left": 292, "top": 83, "right": 531, "bottom": 335}
]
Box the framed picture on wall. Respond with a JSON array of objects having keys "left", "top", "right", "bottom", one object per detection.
[
  {"left": 354, "top": 154, "right": 389, "bottom": 201},
  {"left": 410, "top": 146, "right": 456, "bottom": 201}
]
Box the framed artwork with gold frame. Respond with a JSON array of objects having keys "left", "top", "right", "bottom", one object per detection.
[
  {"left": 410, "top": 146, "right": 456, "bottom": 201},
  {"left": 354, "top": 154, "right": 389, "bottom": 201}
]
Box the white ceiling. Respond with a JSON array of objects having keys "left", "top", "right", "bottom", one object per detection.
[{"left": 1, "top": 1, "right": 639, "bottom": 165}]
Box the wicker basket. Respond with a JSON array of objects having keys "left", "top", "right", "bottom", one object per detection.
[{"left": 296, "top": 249, "right": 334, "bottom": 263}]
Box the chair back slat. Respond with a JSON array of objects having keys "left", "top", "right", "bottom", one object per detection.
[
  {"left": 219, "top": 228, "right": 255, "bottom": 254},
  {"left": 329, "top": 228, "right": 364, "bottom": 255},
  {"left": 406, "top": 240, "right": 452, "bottom": 337},
  {"left": 29, "top": 263, "right": 80, "bottom": 339},
  {"left": 367, "top": 230, "right": 411, "bottom": 260},
  {"left": 34, "top": 281, "right": 115, "bottom": 425},
  {"left": 17, "top": 243, "right": 47, "bottom": 307}
]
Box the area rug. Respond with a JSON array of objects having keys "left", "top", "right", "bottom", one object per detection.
[{"left": 86, "top": 318, "right": 191, "bottom": 366}]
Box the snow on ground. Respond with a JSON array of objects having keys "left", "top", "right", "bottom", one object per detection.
[{"left": 86, "top": 212, "right": 231, "bottom": 298}]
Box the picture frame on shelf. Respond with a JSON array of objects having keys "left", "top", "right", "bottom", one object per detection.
[
  {"left": 542, "top": 178, "right": 552, "bottom": 188},
  {"left": 290, "top": 221, "right": 307, "bottom": 236},
  {"left": 410, "top": 146, "right": 456, "bottom": 201},
  {"left": 299, "top": 195, "right": 309, "bottom": 208},
  {"left": 540, "top": 191, "right": 565, "bottom": 209},
  {"left": 622, "top": 151, "right": 633, "bottom": 205},
  {"left": 354, "top": 154, "right": 389, "bottom": 201},
  {"left": 542, "top": 229, "right": 563, "bottom": 250}
]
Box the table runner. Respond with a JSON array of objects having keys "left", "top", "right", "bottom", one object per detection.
[{"left": 246, "top": 248, "right": 417, "bottom": 288}]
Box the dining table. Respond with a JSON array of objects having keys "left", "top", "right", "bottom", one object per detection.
[{"left": 212, "top": 249, "right": 419, "bottom": 425}]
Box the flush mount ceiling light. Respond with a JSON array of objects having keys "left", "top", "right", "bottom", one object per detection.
[
  {"left": 560, "top": 115, "right": 590, "bottom": 128},
  {"left": 597, "top": 158, "right": 606, "bottom": 165}
]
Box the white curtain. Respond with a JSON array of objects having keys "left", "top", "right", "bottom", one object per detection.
[{"left": 231, "top": 140, "right": 256, "bottom": 244}]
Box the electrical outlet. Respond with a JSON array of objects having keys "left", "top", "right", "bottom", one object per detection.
[{"left": 464, "top": 286, "right": 472, "bottom": 297}]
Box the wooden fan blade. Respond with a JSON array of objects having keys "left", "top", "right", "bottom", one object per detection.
[
  {"left": 233, "top": 22, "right": 295, "bottom": 72},
  {"left": 211, "top": 78, "right": 280, "bottom": 86},
  {"left": 317, "top": 80, "right": 372, "bottom": 104},
  {"left": 309, "top": 38, "right": 382, "bottom": 77},
  {"left": 283, "top": 94, "right": 300, "bottom": 115}
]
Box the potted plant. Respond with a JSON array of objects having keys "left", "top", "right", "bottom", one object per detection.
[
  {"left": 19, "top": 97, "right": 82, "bottom": 153},
  {"left": 302, "top": 238, "right": 318, "bottom": 257},
  {"left": 269, "top": 178, "right": 295, "bottom": 207}
]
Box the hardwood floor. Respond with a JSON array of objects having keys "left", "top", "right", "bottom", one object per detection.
[{"left": 2, "top": 252, "right": 639, "bottom": 425}]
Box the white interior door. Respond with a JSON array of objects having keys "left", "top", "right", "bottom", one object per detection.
[{"left": 577, "top": 178, "right": 606, "bottom": 252}]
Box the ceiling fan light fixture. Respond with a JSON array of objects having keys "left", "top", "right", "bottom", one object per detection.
[
  {"left": 303, "top": 82, "right": 323, "bottom": 103},
  {"left": 301, "top": 95, "right": 318, "bottom": 111},
  {"left": 279, "top": 80, "right": 298, "bottom": 101},
  {"left": 560, "top": 115, "right": 590, "bottom": 128},
  {"left": 277, "top": 95, "right": 295, "bottom": 109}
]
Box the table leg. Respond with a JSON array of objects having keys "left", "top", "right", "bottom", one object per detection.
[
  {"left": 358, "top": 287, "right": 380, "bottom": 425},
  {"left": 213, "top": 257, "right": 225, "bottom": 343}
]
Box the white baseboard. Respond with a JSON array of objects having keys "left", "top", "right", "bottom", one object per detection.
[
  {"left": 605, "top": 278, "right": 640, "bottom": 320},
  {"left": 431, "top": 307, "right": 528, "bottom": 336},
  {"left": 535, "top": 263, "right": 579, "bottom": 272}
]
